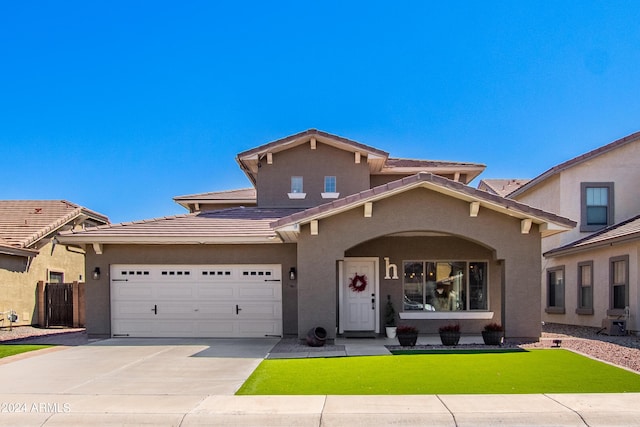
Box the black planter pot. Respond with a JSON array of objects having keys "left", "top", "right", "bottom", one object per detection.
[
  {"left": 439, "top": 331, "right": 461, "bottom": 346},
  {"left": 397, "top": 333, "right": 418, "bottom": 347},
  {"left": 482, "top": 330, "right": 503, "bottom": 346}
]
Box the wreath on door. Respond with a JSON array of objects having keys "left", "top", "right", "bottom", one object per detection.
[{"left": 349, "top": 273, "right": 368, "bottom": 293}]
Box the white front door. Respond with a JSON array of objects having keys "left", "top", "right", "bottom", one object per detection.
[{"left": 342, "top": 258, "right": 378, "bottom": 332}]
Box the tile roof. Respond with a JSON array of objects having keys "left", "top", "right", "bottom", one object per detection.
[
  {"left": 478, "top": 179, "right": 531, "bottom": 197},
  {"left": 173, "top": 188, "right": 257, "bottom": 202},
  {"left": 272, "top": 172, "right": 576, "bottom": 236},
  {"left": 384, "top": 158, "right": 485, "bottom": 169},
  {"left": 544, "top": 214, "right": 640, "bottom": 257},
  {"left": 0, "top": 200, "right": 109, "bottom": 250},
  {"left": 58, "top": 207, "right": 302, "bottom": 244},
  {"left": 509, "top": 130, "right": 640, "bottom": 198}
]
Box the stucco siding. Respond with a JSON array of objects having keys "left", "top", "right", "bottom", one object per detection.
[
  {"left": 543, "top": 242, "right": 639, "bottom": 333},
  {"left": 295, "top": 187, "right": 543, "bottom": 340},
  {"left": 0, "top": 241, "right": 85, "bottom": 326},
  {"left": 256, "top": 142, "right": 370, "bottom": 208},
  {"left": 84, "top": 243, "right": 297, "bottom": 337}
]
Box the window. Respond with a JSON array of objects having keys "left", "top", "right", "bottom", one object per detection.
[
  {"left": 609, "top": 255, "right": 629, "bottom": 314},
  {"left": 402, "top": 261, "right": 487, "bottom": 312},
  {"left": 577, "top": 261, "right": 593, "bottom": 315},
  {"left": 581, "top": 183, "right": 614, "bottom": 231},
  {"left": 288, "top": 176, "right": 306, "bottom": 199},
  {"left": 291, "top": 176, "right": 303, "bottom": 193},
  {"left": 49, "top": 271, "right": 64, "bottom": 284},
  {"left": 546, "top": 266, "right": 565, "bottom": 313},
  {"left": 322, "top": 176, "right": 339, "bottom": 199},
  {"left": 324, "top": 176, "right": 336, "bottom": 193}
]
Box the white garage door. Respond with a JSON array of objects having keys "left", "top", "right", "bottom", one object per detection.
[{"left": 110, "top": 264, "right": 282, "bottom": 338}]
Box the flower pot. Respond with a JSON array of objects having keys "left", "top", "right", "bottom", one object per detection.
[
  {"left": 397, "top": 332, "right": 418, "bottom": 347},
  {"left": 439, "top": 331, "right": 461, "bottom": 346},
  {"left": 385, "top": 326, "right": 397, "bottom": 339},
  {"left": 482, "top": 330, "right": 503, "bottom": 346}
]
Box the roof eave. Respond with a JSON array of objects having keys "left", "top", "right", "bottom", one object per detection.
[
  {"left": 544, "top": 231, "right": 640, "bottom": 258},
  {"left": 57, "top": 235, "right": 282, "bottom": 245}
]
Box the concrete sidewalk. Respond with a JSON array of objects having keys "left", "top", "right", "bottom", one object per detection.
[
  {"left": 1, "top": 393, "right": 639, "bottom": 426},
  {"left": 0, "top": 337, "right": 639, "bottom": 426}
]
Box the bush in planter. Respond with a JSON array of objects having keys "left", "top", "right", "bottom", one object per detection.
[
  {"left": 384, "top": 295, "right": 397, "bottom": 338},
  {"left": 438, "top": 323, "right": 461, "bottom": 346},
  {"left": 482, "top": 322, "right": 503, "bottom": 346},
  {"left": 396, "top": 324, "right": 418, "bottom": 347}
]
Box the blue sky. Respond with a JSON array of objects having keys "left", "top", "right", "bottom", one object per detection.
[{"left": 1, "top": 1, "right": 639, "bottom": 223}]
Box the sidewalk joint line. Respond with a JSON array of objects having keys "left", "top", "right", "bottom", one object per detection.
[
  {"left": 543, "top": 394, "right": 590, "bottom": 427},
  {"left": 436, "top": 394, "right": 458, "bottom": 427}
]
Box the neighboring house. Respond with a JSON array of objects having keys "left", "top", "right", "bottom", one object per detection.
[
  {"left": 58, "top": 129, "right": 574, "bottom": 341},
  {"left": 508, "top": 131, "right": 640, "bottom": 334},
  {"left": 0, "top": 200, "right": 109, "bottom": 327},
  {"left": 477, "top": 179, "right": 530, "bottom": 197}
]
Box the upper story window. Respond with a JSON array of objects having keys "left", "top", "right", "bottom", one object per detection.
[
  {"left": 322, "top": 176, "right": 340, "bottom": 199},
  {"left": 288, "top": 176, "right": 306, "bottom": 199},
  {"left": 49, "top": 271, "right": 64, "bottom": 284},
  {"left": 324, "top": 176, "right": 336, "bottom": 193},
  {"left": 580, "top": 182, "right": 614, "bottom": 232}
]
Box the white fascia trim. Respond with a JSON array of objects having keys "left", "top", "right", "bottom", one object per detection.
[
  {"left": 400, "top": 311, "right": 494, "bottom": 320},
  {"left": 287, "top": 193, "right": 307, "bottom": 199}
]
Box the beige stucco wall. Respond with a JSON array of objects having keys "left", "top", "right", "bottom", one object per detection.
[
  {"left": 83, "top": 243, "right": 297, "bottom": 337},
  {"left": 543, "top": 242, "right": 639, "bottom": 333},
  {"left": 514, "top": 139, "right": 640, "bottom": 332},
  {"left": 516, "top": 140, "right": 640, "bottom": 251},
  {"left": 0, "top": 240, "right": 85, "bottom": 326},
  {"left": 295, "top": 187, "right": 542, "bottom": 341},
  {"left": 256, "top": 142, "right": 371, "bottom": 208}
]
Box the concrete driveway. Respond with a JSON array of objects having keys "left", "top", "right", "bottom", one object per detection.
[{"left": 1, "top": 338, "right": 640, "bottom": 426}]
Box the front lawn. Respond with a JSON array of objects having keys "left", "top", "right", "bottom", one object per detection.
[
  {"left": 0, "top": 345, "right": 52, "bottom": 359},
  {"left": 237, "top": 349, "right": 640, "bottom": 395}
]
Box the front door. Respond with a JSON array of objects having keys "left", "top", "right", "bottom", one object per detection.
[{"left": 342, "top": 258, "right": 378, "bottom": 332}]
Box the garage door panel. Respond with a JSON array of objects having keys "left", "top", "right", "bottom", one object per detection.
[
  {"left": 115, "top": 286, "right": 155, "bottom": 299},
  {"left": 111, "top": 264, "right": 282, "bottom": 338},
  {"left": 197, "top": 285, "right": 235, "bottom": 299},
  {"left": 156, "top": 286, "right": 196, "bottom": 299}
]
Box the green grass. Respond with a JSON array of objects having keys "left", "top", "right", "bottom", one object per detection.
[
  {"left": 0, "top": 345, "right": 52, "bottom": 359},
  {"left": 237, "top": 349, "right": 640, "bottom": 395}
]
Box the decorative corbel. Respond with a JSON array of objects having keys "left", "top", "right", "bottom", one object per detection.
[
  {"left": 92, "top": 243, "right": 103, "bottom": 255},
  {"left": 469, "top": 201, "right": 480, "bottom": 217},
  {"left": 364, "top": 202, "right": 373, "bottom": 218},
  {"left": 267, "top": 152, "right": 273, "bottom": 164},
  {"left": 355, "top": 152, "right": 361, "bottom": 164},
  {"left": 310, "top": 137, "right": 316, "bottom": 150},
  {"left": 521, "top": 218, "right": 532, "bottom": 234},
  {"left": 310, "top": 220, "right": 319, "bottom": 235}
]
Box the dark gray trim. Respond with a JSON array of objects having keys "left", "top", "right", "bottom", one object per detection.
[
  {"left": 577, "top": 260, "right": 594, "bottom": 311},
  {"left": 609, "top": 255, "right": 629, "bottom": 310},
  {"left": 546, "top": 265, "right": 565, "bottom": 312},
  {"left": 580, "top": 182, "right": 614, "bottom": 232}
]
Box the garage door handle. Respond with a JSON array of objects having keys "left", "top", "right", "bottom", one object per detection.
[
  {"left": 236, "top": 304, "right": 242, "bottom": 315},
  {"left": 151, "top": 304, "right": 157, "bottom": 315}
]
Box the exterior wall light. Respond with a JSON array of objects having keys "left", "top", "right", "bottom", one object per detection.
[
  {"left": 92, "top": 267, "right": 101, "bottom": 280},
  {"left": 289, "top": 267, "right": 296, "bottom": 281}
]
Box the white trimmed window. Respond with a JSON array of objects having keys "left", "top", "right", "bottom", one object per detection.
[
  {"left": 288, "top": 176, "right": 306, "bottom": 199},
  {"left": 322, "top": 176, "right": 339, "bottom": 199},
  {"left": 402, "top": 261, "right": 488, "bottom": 312}
]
